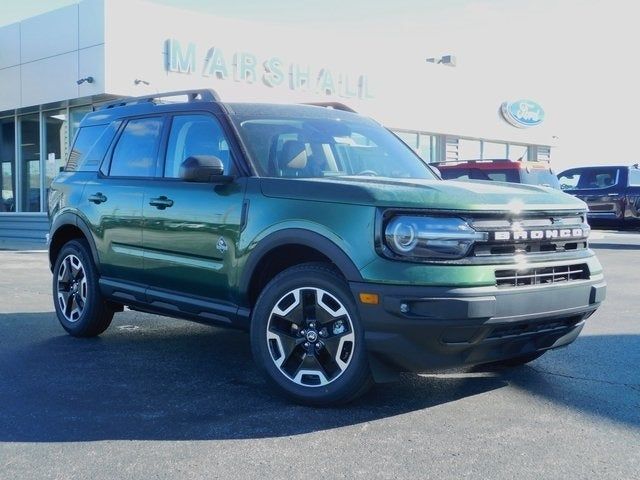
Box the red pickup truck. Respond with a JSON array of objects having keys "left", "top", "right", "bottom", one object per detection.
[{"left": 436, "top": 159, "right": 561, "bottom": 189}]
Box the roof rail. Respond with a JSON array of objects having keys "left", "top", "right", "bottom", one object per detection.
[
  {"left": 96, "top": 89, "right": 221, "bottom": 111},
  {"left": 303, "top": 102, "right": 357, "bottom": 113}
]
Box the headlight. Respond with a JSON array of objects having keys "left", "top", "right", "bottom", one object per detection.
[{"left": 384, "top": 216, "right": 488, "bottom": 260}]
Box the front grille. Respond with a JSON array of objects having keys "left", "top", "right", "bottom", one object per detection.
[
  {"left": 486, "top": 316, "right": 583, "bottom": 340},
  {"left": 589, "top": 204, "right": 615, "bottom": 212},
  {"left": 470, "top": 214, "right": 589, "bottom": 258},
  {"left": 495, "top": 263, "right": 589, "bottom": 288}
]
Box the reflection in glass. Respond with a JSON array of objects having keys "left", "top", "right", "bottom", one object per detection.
[
  {"left": 0, "top": 118, "right": 16, "bottom": 212},
  {"left": 418, "top": 134, "right": 433, "bottom": 162},
  {"left": 20, "top": 114, "right": 41, "bottom": 212},
  {"left": 394, "top": 131, "right": 418, "bottom": 150},
  {"left": 45, "top": 110, "right": 68, "bottom": 191},
  {"left": 69, "top": 106, "right": 92, "bottom": 146}
]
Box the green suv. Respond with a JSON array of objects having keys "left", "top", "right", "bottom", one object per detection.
[{"left": 48, "top": 90, "right": 606, "bottom": 405}]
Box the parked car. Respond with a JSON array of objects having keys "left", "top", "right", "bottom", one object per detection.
[
  {"left": 557, "top": 164, "right": 640, "bottom": 227},
  {"left": 48, "top": 90, "right": 606, "bottom": 405},
  {"left": 436, "top": 159, "right": 561, "bottom": 189}
]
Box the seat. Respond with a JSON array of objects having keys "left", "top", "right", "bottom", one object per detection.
[{"left": 277, "top": 140, "right": 308, "bottom": 177}]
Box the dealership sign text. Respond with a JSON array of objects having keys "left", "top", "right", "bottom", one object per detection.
[{"left": 165, "top": 39, "right": 373, "bottom": 99}]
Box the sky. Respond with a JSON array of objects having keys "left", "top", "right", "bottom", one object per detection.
[{"left": 1, "top": 0, "right": 639, "bottom": 170}]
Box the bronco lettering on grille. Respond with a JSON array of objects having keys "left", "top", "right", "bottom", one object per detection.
[{"left": 493, "top": 228, "right": 585, "bottom": 241}]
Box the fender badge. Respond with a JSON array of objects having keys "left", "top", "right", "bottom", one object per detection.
[{"left": 216, "top": 237, "right": 228, "bottom": 254}]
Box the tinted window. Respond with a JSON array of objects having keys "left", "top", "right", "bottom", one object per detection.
[
  {"left": 66, "top": 122, "right": 119, "bottom": 172},
  {"left": 558, "top": 170, "right": 580, "bottom": 190},
  {"left": 486, "top": 171, "right": 517, "bottom": 182},
  {"left": 559, "top": 167, "right": 620, "bottom": 190},
  {"left": 628, "top": 169, "right": 640, "bottom": 186},
  {"left": 521, "top": 169, "right": 561, "bottom": 189},
  {"left": 440, "top": 167, "right": 518, "bottom": 183},
  {"left": 233, "top": 116, "right": 435, "bottom": 179},
  {"left": 165, "top": 114, "right": 233, "bottom": 178},
  {"left": 109, "top": 118, "right": 163, "bottom": 177},
  {"left": 440, "top": 168, "right": 472, "bottom": 180}
]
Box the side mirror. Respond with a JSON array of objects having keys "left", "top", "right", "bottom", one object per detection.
[{"left": 179, "top": 155, "right": 230, "bottom": 183}]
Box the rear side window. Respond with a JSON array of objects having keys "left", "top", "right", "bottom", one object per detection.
[
  {"left": 520, "top": 169, "right": 561, "bottom": 189},
  {"left": 66, "top": 123, "right": 119, "bottom": 172},
  {"left": 109, "top": 117, "right": 163, "bottom": 177},
  {"left": 440, "top": 168, "right": 472, "bottom": 180},
  {"left": 628, "top": 169, "right": 640, "bottom": 186},
  {"left": 440, "top": 167, "right": 518, "bottom": 183}
]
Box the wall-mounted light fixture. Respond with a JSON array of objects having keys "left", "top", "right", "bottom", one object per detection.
[
  {"left": 134, "top": 79, "right": 150, "bottom": 86},
  {"left": 426, "top": 55, "right": 457, "bottom": 67},
  {"left": 76, "top": 76, "right": 94, "bottom": 85}
]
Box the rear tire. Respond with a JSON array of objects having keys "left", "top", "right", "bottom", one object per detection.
[
  {"left": 52, "top": 239, "right": 114, "bottom": 337},
  {"left": 250, "top": 263, "right": 372, "bottom": 406}
]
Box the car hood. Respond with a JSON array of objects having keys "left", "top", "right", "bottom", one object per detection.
[{"left": 260, "top": 177, "right": 587, "bottom": 213}]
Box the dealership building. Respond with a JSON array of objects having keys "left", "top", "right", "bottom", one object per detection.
[{"left": 0, "top": 0, "right": 557, "bottom": 245}]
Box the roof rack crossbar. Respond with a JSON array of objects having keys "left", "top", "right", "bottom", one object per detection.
[
  {"left": 97, "top": 89, "right": 221, "bottom": 111},
  {"left": 303, "top": 102, "right": 357, "bottom": 113}
]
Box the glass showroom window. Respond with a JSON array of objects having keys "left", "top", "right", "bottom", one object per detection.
[
  {"left": 482, "top": 141, "right": 507, "bottom": 159},
  {"left": 418, "top": 134, "right": 433, "bottom": 162},
  {"left": 0, "top": 117, "right": 16, "bottom": 212},
  {"left": 44, "top": 110, "right": 69, "bottom": 194},
  {"left": 394, "top": 131, "right": 418, "bottom": 151},
  {"left": 458, "top": 138, "right": 481, "bottom": 160},
  {"left": 69, "top": 106, "right": 92, "bottom": 146},
  {"left": 19, "top": 114, "right": 41, "bottom": 212}
]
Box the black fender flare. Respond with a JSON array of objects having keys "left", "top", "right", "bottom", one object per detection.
[
  {"left": 239, "top": 228, "right": 363, "bottom": 299},
  {"left": 49, "top": 213, "right": 100, "bottom": 272}
]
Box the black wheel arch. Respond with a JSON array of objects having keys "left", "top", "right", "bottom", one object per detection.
[
  {"left": 49, "top": 213, "right": 100, "bottom": 273},
  {"left": 239, "top": 228, "right": 363, "bottom": 306}
]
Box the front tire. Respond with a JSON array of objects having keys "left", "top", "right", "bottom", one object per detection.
[
  {"left": 52, "top": 239, "right": 114, "bottom": 337},
  {"left": 251, "top": 263, "right": 372, "bottom": 406}
]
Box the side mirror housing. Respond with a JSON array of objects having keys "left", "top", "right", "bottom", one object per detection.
[{"left": 179, "top": 155, "right": 231, "bottom": 183}]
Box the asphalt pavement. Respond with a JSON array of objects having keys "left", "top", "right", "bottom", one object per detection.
[{"left": 0, "top": 230, "right": 638, "bottom": 479}]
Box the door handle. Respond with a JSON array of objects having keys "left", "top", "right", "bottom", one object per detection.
[
  {"left": 149, "top": 196, "right": 174, "bottom": 210},
  {"left": 88, "top": 193, "right": 107, "bottom": 204}
]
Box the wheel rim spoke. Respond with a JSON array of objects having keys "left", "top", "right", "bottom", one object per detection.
[
  {"left": 266, "top": 286, "right": 355, "bottom": 388},
  {"left": 301, "top": 289, "right": 317, "bottom": 323},
  {"left": 55, "top": 254, "right": 87, "bottom": 323}
]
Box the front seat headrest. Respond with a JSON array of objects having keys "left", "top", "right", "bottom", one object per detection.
[{"left": 279, "top": 140, "right": 308, "bottom": 170}]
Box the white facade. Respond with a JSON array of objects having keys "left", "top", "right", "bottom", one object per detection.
[
  {"left": 0, "top": 0, "right": 557, "bottom": 143},
  {"left": 0, "top": 0, "right": 557, "bottom": 230}
]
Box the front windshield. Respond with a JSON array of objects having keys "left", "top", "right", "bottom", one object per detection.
[{"left": 231, "top": 114, "right": 437, "bottom": 179}]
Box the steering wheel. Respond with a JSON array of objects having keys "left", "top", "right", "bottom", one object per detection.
[{"left": 357, "top": 170, "right": 379, "bottom": 176}]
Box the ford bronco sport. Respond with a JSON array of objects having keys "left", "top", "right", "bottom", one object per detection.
[{"left": 48, "top": 90, "right": 606, "bottom": 405}]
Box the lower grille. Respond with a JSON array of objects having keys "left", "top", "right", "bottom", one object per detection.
[
  {"left": 495, "top": 263, "right": 589, "bottom": 288},
  {"left": 486, "top": 316, "right": 583, "bottom": 340}
]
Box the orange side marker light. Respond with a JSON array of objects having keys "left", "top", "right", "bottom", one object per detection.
[{"left": 359, "top": 293, "right": 379, "bottom": 305}]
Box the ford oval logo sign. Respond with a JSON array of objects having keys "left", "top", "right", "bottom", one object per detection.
[{"left": 501, "top": 99, "right": 545, "bottom": 128}]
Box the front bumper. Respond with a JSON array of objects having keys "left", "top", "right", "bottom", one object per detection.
[{"left": 350, "top": 276, "right": 606, "bottom": 377}]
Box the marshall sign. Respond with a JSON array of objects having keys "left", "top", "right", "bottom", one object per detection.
[{"left": 165, "top": 38, "right": 373, "bottom": 100}]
